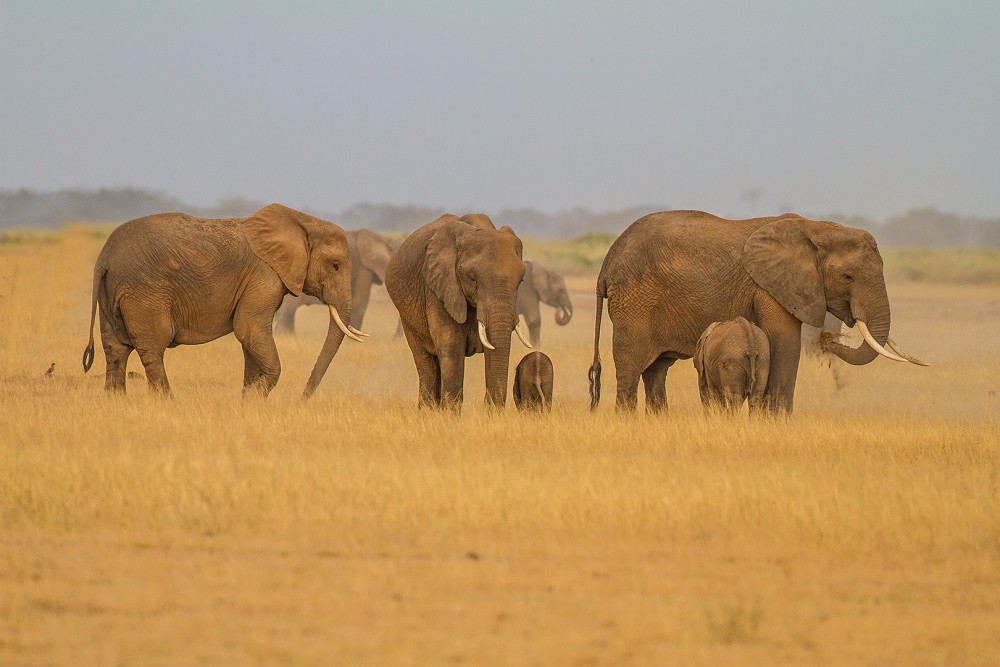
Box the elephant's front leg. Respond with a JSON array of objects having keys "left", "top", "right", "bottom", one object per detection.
[
  {"left": 754, "top": 297, "right": 802, "bottom": 415},
  {"left": 438, "top": 344, "right": 466, "bottom": 411},
  {"left": 235, "top": 306, "right": 282, "bottom": 397}
]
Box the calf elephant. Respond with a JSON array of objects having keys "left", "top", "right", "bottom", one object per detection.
[
  {"left": 694, "top": 317, "right": 770, "bottom": 412},
  {"left": 589, "top": 210, "right": 926, "bottom": 414},
  {"left": 516, "top": 261, "right": 573, "bottom": 347},
  {"left": 385, "top": 214, "right": 532, "bottom": 410},
  {"left": 274, "top": 228, "right": 399, "bottom": 334},
  {"left": 82, "top": 203, "right": 366, "bottom": 398},
  {"left": 513, "top": 351, "right": 554, "bottom": 413}
]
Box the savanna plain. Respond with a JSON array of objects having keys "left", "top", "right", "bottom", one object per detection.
[{"left": 2, "top": 227, "right": 1000, "bottom": 666}]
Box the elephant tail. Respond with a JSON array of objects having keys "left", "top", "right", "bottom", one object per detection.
[
  {"left": 588, "top": 291, "right": 604, "bottom": 411},
  {"left": 82, "top": 263, "right": 104, "bottom": 372}
]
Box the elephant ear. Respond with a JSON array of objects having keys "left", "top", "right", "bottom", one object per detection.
[
  {"left": 529, "top": 262, "right": 557, "bottom": 300},
  {"left": 243, "top": 203, "right": 310, "bottom": 296},
  {"left": 425, "top": 220, "right": 469, "bottom": 324},
  {"left": 694, "top": 322, "right": 718, "bottom": 374},
  {"left": 743, "top": 217, "right": 826, "bottom": 328},
  {"left": 355, "top": 229, "right": 393, "bottom": 283}
]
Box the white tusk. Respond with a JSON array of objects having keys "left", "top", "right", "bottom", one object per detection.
[
  {"left": 888, "top": 338, "right": 929, "bottom": 366},
  {"left": 478, "top": 320, "right": 496, "bottom": 350},
  {"left": 856, "top": 320, "right": 906, "bottom": 362},
  {"left": 329, "top": 306, "right": 366, "bottom": 343},
  {"left": 347, "top": 325, "right": 370, "bottom": 338},
  {"left": 514, "top": 323, "right": 533, "bottom": 349}
]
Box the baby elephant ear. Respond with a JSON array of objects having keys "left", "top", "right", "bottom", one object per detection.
[
  {"left": 694, "top": 322, "right": 718, "bottom": 373},
  {"left": 425, "top": 220, "right": 469, "bottom": 323},
  {"left": 743, "top": 217, "right": 826, "bottom": 328},
  {"left": 243, "top": 204, "right": 310, "bottom": 296}
]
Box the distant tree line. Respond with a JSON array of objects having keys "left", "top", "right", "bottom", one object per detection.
[{"left": 2, "top": 187, "right": 999, "bottom": 246}]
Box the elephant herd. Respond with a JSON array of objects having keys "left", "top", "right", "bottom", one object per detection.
[{"left": 82, "top": 204, "right": 926, "bottom": 415}]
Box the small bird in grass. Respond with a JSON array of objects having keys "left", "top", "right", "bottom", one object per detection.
[{"left": 44, "top": 362, "right": 55, "bottom": 377}]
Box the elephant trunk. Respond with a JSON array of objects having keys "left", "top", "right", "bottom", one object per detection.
[
  {"left": 555, "top": 296, "right": 573, "bottom": 326},
  {"left": 484, "top": 314, "right": 516, "bottom": 409},
  {"left": 302, "top": 300, "right": 352, "bottom": 398},
  {"left": 824, "top": 286, "right": 891, "bottom": 366}
]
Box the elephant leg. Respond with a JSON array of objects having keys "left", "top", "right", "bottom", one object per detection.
[
  {"left": 641, "top": 354, "right": 675, "bottom": 414},
  {"left": 235, "top": 303, "right": 282, "bottom": 396},
  {"left": 523, "top": 304, "right": 542, "bottom": 348},
  {"left": 101, "top": 333, "right": 133, "bottom": 393},
  {"left": 135, "top": 345, "right": 171, "bottom": 394},
  {"left": 237, "top": 332, "right": 281, "bottom": 397},
  {"left": 438, "top": 346, "right": 466, "bottom": 411},
  {"left": 402, "top": 332, "right": 441, "bottom": 408},
  {"left": 612, "top": 330, "right": 661, "bottom": 413},
  {"left": 754, "top": 295, "right": 802, "bottom": 415}
]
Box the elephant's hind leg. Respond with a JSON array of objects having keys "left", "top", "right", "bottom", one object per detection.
[
  {"left": 99, "top": 324, "right": 132, "bottom": 393},
  {"left": 402, "top": 332, "right": 442, "bottom": 408},
  {"left": 641, "top": 354, "right": 675, "bottom": 414},
  {"left": 120, "top": 302, "right": 174, "bottom": 394}
]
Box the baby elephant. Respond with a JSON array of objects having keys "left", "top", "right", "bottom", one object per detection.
[
  {"left": 694, "top": 317, "right": 770, "bottom": 413},
  {"left": 513, "top": 351, "right": 554, "bottom": 413}
]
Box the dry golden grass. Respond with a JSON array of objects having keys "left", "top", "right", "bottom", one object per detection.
[{"left": 2, "top": 227, "right": 999, "bottom": 665}]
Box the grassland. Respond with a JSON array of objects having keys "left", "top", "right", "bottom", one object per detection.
[{"left": 1, "top": 227, "right": 999, "bottom": 665}]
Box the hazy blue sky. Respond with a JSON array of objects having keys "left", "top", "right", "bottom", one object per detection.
[{"left": 2, "top": 1, "right": 998, "bottom": 219}]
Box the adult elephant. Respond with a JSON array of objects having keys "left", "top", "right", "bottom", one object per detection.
[
  {"left": 588, "top": 210, "right": 926, "bottom": 414},
  {"left": 273, "top": 228, "right": 399, "bottom": 334},
  {"left": 386, "top": 214, "right": 532, "bottom": 410},
  {"left": 82, "top": 203, "right": 366, "bottom": 398},
  {"left": 516, "top": 260, "right": 573, "bottom": 347}
]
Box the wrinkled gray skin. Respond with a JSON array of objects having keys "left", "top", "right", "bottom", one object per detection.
[
  {"left": 694, "top": 317, "right": 770, "bottom": 412},
  {"left": 516, "top": 261, "right": 573, "bottom": 347},
  {"left": 801, "top": 312, "right": 850, "bottom": 391},
  {"left": 513, "top": 351, "right": 554, "bottom": 413},
  {"left": 386, "top": 213, "right": 525, "bottom": 411},
  {"left": 82, "top": 204, "right": 355, "bottom": 398},
  {"left": 274, "top": 228, "right": 398, "bottom": 334},
  {"left": 590, "top": 210, "right": 913, "bottom": 415}
]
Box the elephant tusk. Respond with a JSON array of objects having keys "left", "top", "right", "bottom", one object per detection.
[
  {"left": 329, "top": 306, "right": 366, "bottom": 343},
  {"left": 888, "top": 338, "right": 929, "bottom": 366},
  {"left": 856, "top": 320, "right": 906, "bottom": 362},
  {"left": 347, "top": 324, "right": 370, "bottom": 338},
  {"left": 478, "top": 320, "right": 496, "bottom": 350},
  {"left": 514, "top": 323, "right": 533, "bottom": 349}
]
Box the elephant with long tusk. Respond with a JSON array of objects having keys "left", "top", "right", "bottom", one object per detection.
[
  {"left": 386, "top": 213, "right": 529, "bottom": 410},
  {"left": 589, "top": 210, "right": 927, "bottom": 414},
  {"left": 82, "top": 203, "right": 367, "bottom": 398}
]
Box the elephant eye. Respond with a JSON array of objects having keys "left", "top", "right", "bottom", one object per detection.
[
  {"left": 332, "top": 260, "right": 340, "bottom": 272},
  {"left": 843, "top": 272, "right": 853, "bottom": 281}
]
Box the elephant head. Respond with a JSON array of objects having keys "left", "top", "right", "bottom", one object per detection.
[
  {"left": 525, "top": 261, "right": 573, "bottom": 326},
  {"left": 243, "top": 203, "right": 364, "bottom": 397},
  {"left": 425, "top": 218, "right": 526, "bottom": 407},
  {"left": 743, "top": 215, "right": 924, "bottom": 367}
]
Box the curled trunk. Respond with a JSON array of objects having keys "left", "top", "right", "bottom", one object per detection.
[
  {"left": 825, "top": 287, "right": 890, "bottom": 366},
  {"left": 555, "top": 299, "right": 573, "bottom": 325}
]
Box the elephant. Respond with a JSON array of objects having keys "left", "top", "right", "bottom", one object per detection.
[
  {"left": 694, "top": 317, "right": 770, "bottom": 412},
  {"left": 385, "top": 213, "right": 533, "bottom": 410},
  {"left": 513, "top": 351, "right": 554, "bottom": 413},
  {"left": 273, "top": 228, "right": 399, "bottom": 334},
  {"left": 82, "top": 203, "right": 366, "bottom": 398},
  {"left": 516, "top": 261, "right": 573, "bottom": 347},
  {"left": 588, "top": 210, "right": 926, "bottom": 414}
]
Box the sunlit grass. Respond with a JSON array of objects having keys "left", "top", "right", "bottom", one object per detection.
[{"left": 2, "top": 226, "right": 999, "bottom": 665}]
